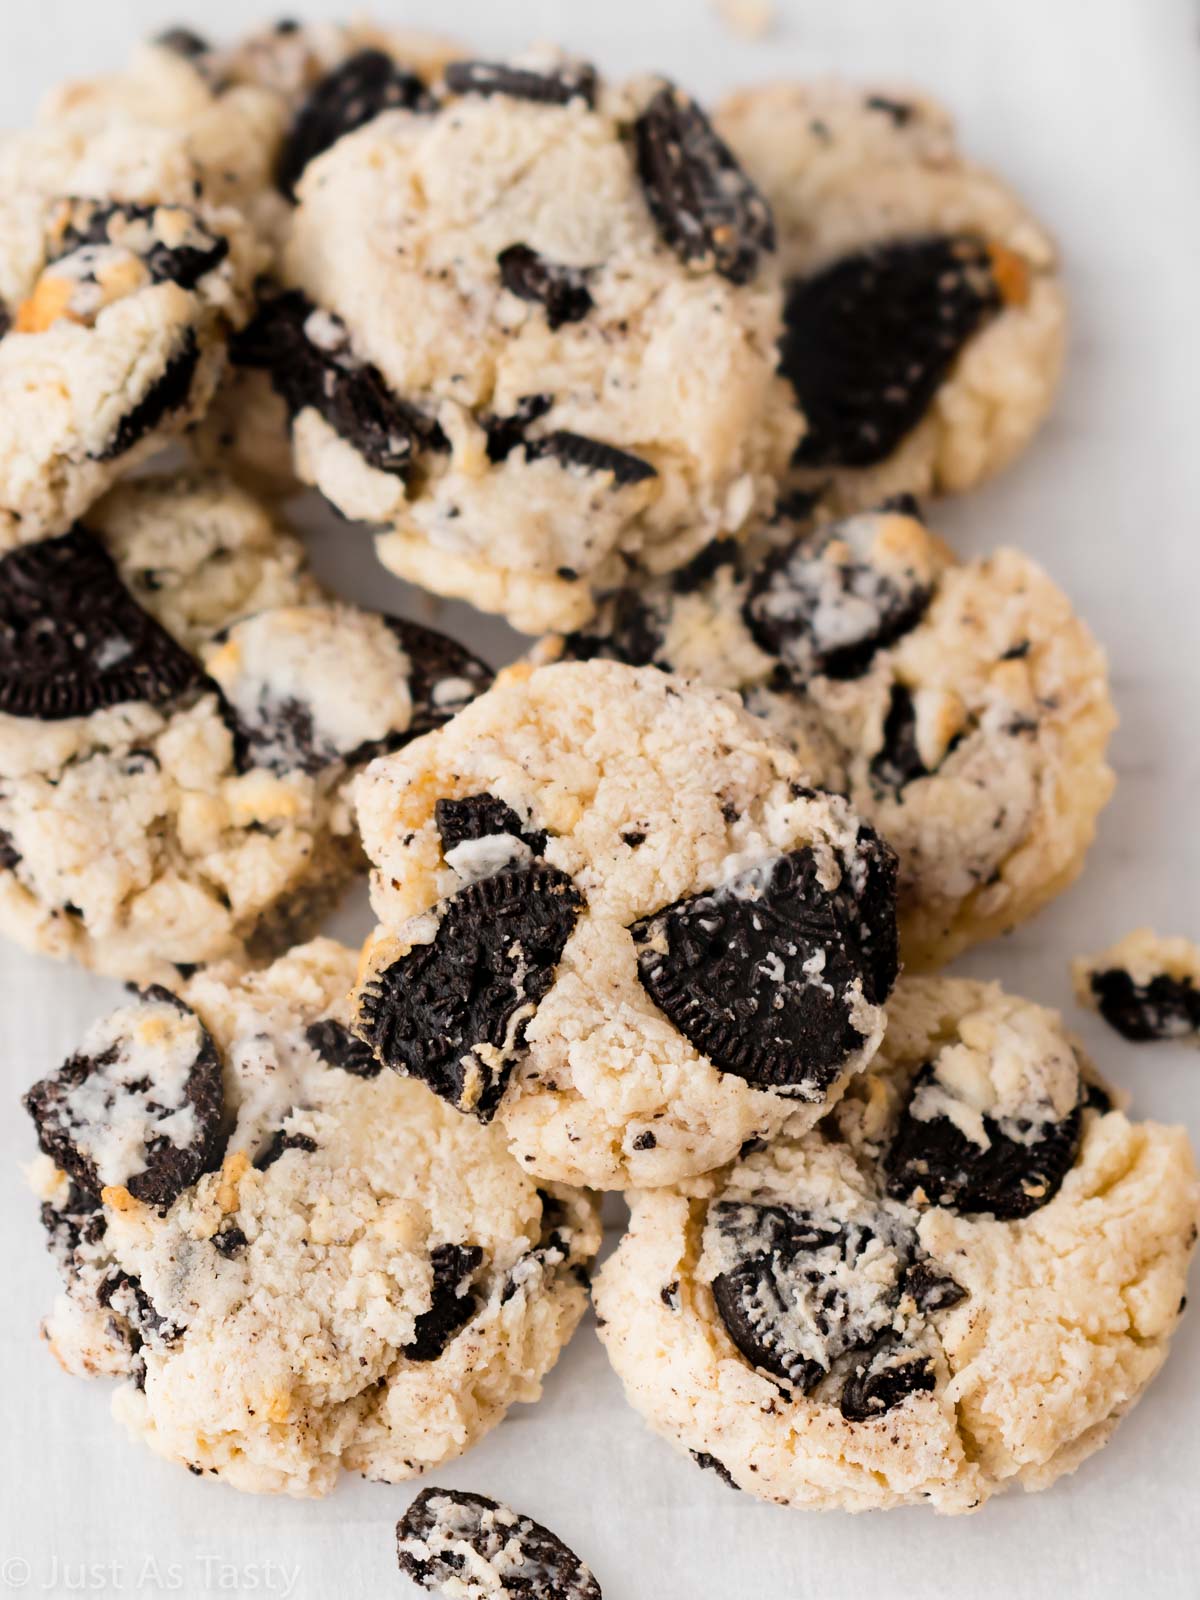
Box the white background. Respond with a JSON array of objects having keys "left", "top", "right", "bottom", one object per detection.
[{"left": 1, "top": 1, "right": 1199, "bottom": 1596}]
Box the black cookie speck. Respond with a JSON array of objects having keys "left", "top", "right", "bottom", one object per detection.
[
  {"left": 498, "top": 245, "right": 594, "bottom": 329},
  {"left": 1088, "top": 967, "right": 1200, "bottom": 1043},
  {"left": 781, "top": 234, "right": 1003, "bottom": 468},
  {"left": 402, "top": 1244, "right": 484, "bottom": 1361},
  {"left": 0, "top": 528, "right": 201, "bottom": 720},
  {"left": 444, "top": 58, "right": 598, "bottom": 108},
  {"left": 397, "top": 1487, "right": 602, "bottom": 1599},
  {"left": 634, "top": 83, "right": 775, "bottom": 285},
  {"left": 305, "top": 1019, "right": 381, "bottom": 1079},
  {"left": 357, "top": 865, "right": 584, "bottom": 1120},
  {"left": 435, "top": 792, "right": 547, "bottom": 858}
]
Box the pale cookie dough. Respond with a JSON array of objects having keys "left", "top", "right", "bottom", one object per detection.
[
  {"left": 716, "top": 80, "right": 1066, "bottom": 512},
  {"left": 1074, "top": 930, "right": 1200, "bottom": 1044},
  {"left": 551, "top": 498, "right": 1115, "bottom": 968},
  {"left": 26, "top": 939, "right": 600, "bottom": 1497},
  {"left": 0, "top": 470, "right": 491, "bottom": 983},
  {"left": 593, "top": 976, "right": 1199, "bottom": 1513},
  {"left": 353, "top": 660, "right": 898, "bottom": 1190},
  {"left": 0, "top": 68, "right": 266, "bottom": 548},
  {"left": 234, "top": 51, "right": 799, "bottom": 633}
]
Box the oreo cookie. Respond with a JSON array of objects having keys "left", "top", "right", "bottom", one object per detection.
[
  {"left": 397, "top": 1487, "right": 602, "bottom": 1599},
  {"left": 527, "top": 430, "right": 657, "bottom": 487},
  {"left": 444, "top": 58, "right": 598, "bottom": 109},
  {"left": 386, "top": 618, "right": 494, "bottom": 739},
  {"left": 49, "top": 200, "right": 229, "bottom": 292},
  {"left": 94, "top": 330, "right": 201, "bottom": 461},
  {"left": 435, "top": 793, "right": 547, "bottom": 859},
  {"left": 402, "top": 1243, "right": 484, "bottom": 1361},
  {"left": 1088, "top": 968, "right": 1200, "bottom": 1043},
  {"left": 304, "top": 1019, "right": 381, "bottom": 1079},
  {"left": 498, "top": 245, "right": 594, "bottom": 329}
]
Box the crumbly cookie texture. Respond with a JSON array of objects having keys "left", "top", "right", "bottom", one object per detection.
[
  {"left": 25, "top": 939, "right": 600, "bottom": 1497},
  {"left": 550, "top": 500, "right": 1115, "bottom": 969},
  {"left": 593, "top": 976, "right": 1198, "bottom": 1514},
  {"left": 1074, "top": 930, "right": 1200, "bottom": 1044},
  {"left": 716, "top": 80, "right": 1066, "bottom": 512},
  {"left": 232, "top": 51, "right": 798, "bottom": 634},
  {"left": 0, "top": 470, "right": 491, "bottom": 983},
  {"left": 0, "top": 63, "right": 267, "bottom": 549},
  {"left": 353, "top": 660, "right": 898, "bottom": 1190}
]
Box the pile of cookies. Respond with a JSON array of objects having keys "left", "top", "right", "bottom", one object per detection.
[{"left": 3, "top": 16, "right": 1197, "bottom": 1583}]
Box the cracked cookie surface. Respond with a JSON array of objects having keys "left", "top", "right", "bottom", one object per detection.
[
  {"left": 27, "top": 938, "right": 600, "bottom": 1497},
  {"left": 593, "top": 976, "right": 1198, "bottom": 1512}
]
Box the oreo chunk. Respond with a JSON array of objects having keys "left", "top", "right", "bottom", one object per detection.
[
  {"left": 435, "top": 793, "right": 547, "bottom": 859},
  {"left": 1088, "top": 968, "right": 1200, "bottom": 1043},
  {"left": 868, "top": 685, "right": 935, "bottom": 796},
  {"left": 304, "top": 1018, "right": 381, "bottom": 1079},
  {"left": 630, "top": 843, "right": 897, "bottom": 1097},
  {"left": 50, "top": 201, "right": 229, "bottom": 292},
  {"left": 94, "top": 330, "right": 201, "bottom": 461},
  {"left": 708, "top": 1201, "right": 909, "bottom": 1391},
  {"left": 23, "top": 987, "right": 225, "bottom": 1213},
  {"left": 634, "top": 83, "right": 775, "bottom": 285},
  {"left": 483, "top": 393, "right": 554, "bottom": 463},
  {"left": 231, "top": 291, "right": 443, "bottom": 478},
  {"left": 781, "top": 235, "right": 1003, "bottom": 468},
  {"left": 398, "top": 1487, "right": 602, "bottom": 1600},
  {"left": 0, "top": 828, "right": 20, "bottom": 872},
  {"left": 527, "top": 430, "right": 657, "bottom": 487},
  {"left": 0, "top": 527, "right": 202, "bottom": 720},
  {"left": 444, "top": 58, "right": 598, "bottom": 109},
  {"left": 277, "top": 50, "right": 436, "bottom": 199},
  {"left": 402, "top": 1244, "right": 484, "bottom": 1361},
  {"left": 691, "top": 1451, "right": 741, "bottom": 1489},
  {"left": 886, "top": 1065, "right": 1083, "bottom": 1220},
  {"left": 357, "top": 865, "right": 584, "bottom": 1120},
  {"left": 744, "top": 519, "right": 934, "bottom": 683},
  {"left": 498, "top": 245, "right": 594, "bottom": 329},
  {"left": 255, "top": 1129, "right": 318, "bottom": 1171},
  {"left": 839, "top": 1337, "right": 936, "bottom": 1423},
  {"left": 902, "top": 1260, "right": 967, "bottom": 1314},
  {"left": 386, "top": 618, "right": 494, "bottom": 739}
]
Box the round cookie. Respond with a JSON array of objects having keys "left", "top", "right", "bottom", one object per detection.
[
  {"left": 1074, "top": 929, "right": 1200, "bottom": 1044},
  {"left": 551, "top": 498, "right": 1115, "bottom": 968},
  {"left": 716, "top": 80, "right": 1066, "bottom": 512},
  {"left": 233, "top": 51, "right": 799, "bottom": 634},
  {"left": 26, "top": 938, "right": 600, "bottom": 1497},
  {"left": 593, "top": 975, "right": 1198, "bottom": 1513},
  {"left": 352, "top": 660, "right": 898, "bottom": 1190},
  {"left": 0, "top": 470, "right": 492, "bottom": 983}
]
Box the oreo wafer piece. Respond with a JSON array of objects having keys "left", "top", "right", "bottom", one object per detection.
[
  {"left": 498, "top": 245, "right": 594, "bottom": 329},
  {"left": 397, "top": 1487, "right": 602, "bottom": 1599},
  {"left": 444, "top": 58, "right": 598, "bottom": 108},
  {"left": 402, "top": 1244, "right": 484, "bottom": 1361}
]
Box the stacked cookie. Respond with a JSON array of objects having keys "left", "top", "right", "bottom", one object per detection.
[{"left": 4, "top": 18, "right": 1195, "bottom": 1565}]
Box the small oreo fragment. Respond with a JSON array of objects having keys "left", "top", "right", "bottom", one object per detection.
[
  {"left": 868, "top": 685, "right": 935, "bottom": 796},
  {"left": 49, "top": 200, "right": 229, "bottom": 292},
  {"left": 23, "top": 987, "right": 224, "bottom": 1213},
  {"left": 1088, "top": 968, "right": 1200, "bottom": 1043},
  {"left": 435, "top": 793, "right": 547, "bottom": 858},
  {"left": 357, "top": 865, "right": 584, "bottom": 1120},
  {"left": 386, "top": 618, "right": 494, "bottom": 739},
  {"left": 444, "top": 58, "right": 598, "bottom": 109},
  {"left": 0, "top": 527, "right": 202, "bottom": 720},
  {"left": 631, "top": 842, "right": 897, "bottom": 1096},
  {"left": 527, "top": 430, "right": 657, "bottom": 487},
  {"left": 634, "top": 83, "right": 775, "bottom": 285},
  {"left": 397, "top": 1487, "right": 602, "bottom": 1599},
  {"left": 304, "top": 1019, "right": 380, "bottom": 1079},
  {"left": 402, "top": 1244, "right": 484, "bottom": 1361},
  {"left": 277, "top": 49, "right": 436, "bottom": 200},
  {"left": 483, "top": 393, "right": 554, "bottom": 464},
  {"left": 838, "top": 1338, "right": 936, "bottom": 1423},
  {"left": 781, "top": 234, "right": 1004, "bottom": 468},
  {"left": 498, "top": 245, "right": 594, "bottom": 329},
  {"left": 886, "top": 1065, "right": 1083, "bottom": 1220},
  {"left": 94, "top": 330, "right": 201, "bottom": 461},
  {"left": 691, "top": 1450, "right": 741, "bottom": 1489}
]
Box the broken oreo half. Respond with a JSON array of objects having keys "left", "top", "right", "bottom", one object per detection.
[
  {"left": 24, "top": 987, "right": 225, "bottom": 1213},
  {"left": 357, "top": 865, "right": 584, "bottom": 1120},
  {"left": 0, "top": 527, "right": 202, "bottom": 720},
  {"left": 1088, "top": 968, "right": 1200, "bottom": 1043},
  {"left": 398, "top": 1487, "right": 602, "bottom": 1600}
]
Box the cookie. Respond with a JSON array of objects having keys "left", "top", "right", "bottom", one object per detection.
[
  {"left": 234, "top": 51, "right": 798, "bottom": 634},
  {"left": 593, "top": 976, "right": 1198, "bottom": 1513},
  {"left": 0, "top": 68, "right": 265, "bottom": 548},
  {"left": 27, "top": 939, "right": 600, "bottom": 1496},
  {"left": 397, "top": 1488, "right": 601, "bottom": 1599},
  {"left": 1074, "top": 930, "right": 1200, "bottom": 1044},
  {"left": 0, "top": 470, "right": 491, "bottom": 982},
  {"left": 551, "top": 499, "right": 1115, "bottom": 968},
  {"left": 715, "top": 81, "right": 1065, "bottom": 513},
  {"left": 353, "top": 660, "right": 897, "bottom": 1189}
]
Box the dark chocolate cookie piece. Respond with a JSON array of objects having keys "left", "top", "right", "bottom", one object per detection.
[
  {"left": 886, "top": 1065, "right": 1083, "bottom": 1220},
  {"left": 23, "top": 986, "right": 225, "bottom": 1212},
  {"left": 304, "top": 1018, "right": 381, "bottom": 1078},
  {"left": 868, "top": 685, "right": 938, "bottom": 796},
  {"left": 498, "top": 245, "right": 594, "bottom": 329},
  {"left": 838, "top": 1337, "right": 936, "bottom": 1423},
  {"left": 50, "top": 200, "right": 229, "bottom": 292},
  {"left": 277, "top": 49, "right": 436, "bottom": 200},
  {"left": 560, "top": 542, "right": 741, "bottom": 672},
  {"left": 402, "top": 1243, "right": 485, "bottom": 1361},
  {"left": 709, "top": 1201, "right": 910, "bottom": 1391},
  {"left": 385, "top": 618, "right": 494, "bottom": 740},
  {"left": 634, "top": 83, "right": 775, "bottom": 285},
  {"left": 255, "top": 1129, "right": 319, "bottom": 1171},
  {"left": 1088, "top": 968, "right": 1200, "bottom": 1043},
  {"left": 781, "top": 234, "right": 1003, "bottom": 468},
  {"left": 435, "top": 793, "right": 547, "bottom": 858},
  {"left": 631, "top": 842, "right": 897, "bottom": 1097},
  {"left": 0, "top": 828, "right": 20, "bottom": 872},
  {"left": 743, "top": 518, "right": 934, "bottom": 683},
  {"left": 527, "top": 430, "right": 657, "bottom": 487},
  {"left": 0, "top": 527, "right": 202, "bottom": 720},
  {"left": 444, "top": 58, "right": 598, "bottom": 108},
  {"left": 357, "top": 865, "right": 584, "bottom": 1120},
  {"left": 398, "top": 1487, "right": 602, "bottom": 1599},
  {"left": 231, "top": 290, "right": 444, "bottom": 478},
  {"left": 94, "top": 330, "right": 202, "bottom": 461},
  {"left": 483, "top": 393, "right": 554, "bottom": 464},
  {"left": 902, "top": 1260, "right": 967, "bottom": 1314}
]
